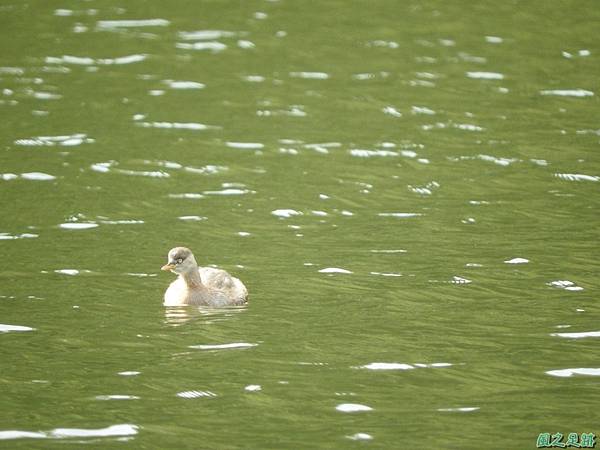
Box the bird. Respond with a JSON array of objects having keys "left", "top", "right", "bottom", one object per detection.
[{"left": 161, "top": 247, "right": 248, "bottom": 307}]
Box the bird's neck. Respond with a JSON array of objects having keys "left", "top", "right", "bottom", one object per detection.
[{"left": 181, "top": 266, "right": 204, "bottom": 289}]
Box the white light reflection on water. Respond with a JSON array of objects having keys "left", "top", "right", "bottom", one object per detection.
[
  {"left": 346, "top": 433, "right": 373, "bottom": 441},
  {"left": 202, "top": 188, "right": 254, "bottom": 195},
  {"left": 169, "top": 193, "right": 205, "bottom": 199},
  {"left": 90, "top": 161, "right": 182, "bottom": 178},
  {"left": 466, "top": 71, "right": 504, "bottom": 79},
  {"left": 289, "top": 72, "right": 329, "bottom": 79},
  {"left": 54, "top": 269, "right": 82, "bottom": 276},
  {"left": 244, "top": 385, "right": 262, "bottom": 392},
  {"left": 98, "top": 219, "right": 144, "bottom": 225},
  {"left": 96, "top": 19, "right": 170, "bottom": 29},
  {"left": 0, "top": 324, "right": 35, "bottom": 333},
  {"left": 358, "top": 362, "right": 453, "bottom": 370},
  {"left": 546, "top": 368, "right": 600, "bottom": 378},
  {"left": 485, "top": 36, "right": 503, "bottom": 43},
  {"left": 114, "top": 169, "right": 169, "bottom": 178},
  {"left": 378, "top": 212, "right": 422, "bottom": 218},
  {"left": 59, "top": 223, "right": 98, "bottom": 230},
  {"left": 548, "top": 280, "right": 584, "bottom": 291},
  {"left": 319, "top": 268, "right": 352, "bottom": 274},
  {"left": 360, "top": 363, "right": 413, "bottom": 370},
  {"left": 178, "top": 30, "right": 238, "bottom": 40},
  {"left": 136, "top": 121, "right": 218, "bottom": 131},
  {"left": 238, "top": 40, "right": 255, "bottom": 49},
  {"left": 438, "top": 407, "right": 479, "bottom": 412},
  {"left": 336, "top": 403, "right": 373, "bottom": 413},
  {"left": 178, "top": 216, "right": 207, "bottom": 221},
  {"left": 46, "top": 54, "right": 147, "bottom": 65},
  {"left": 189, "top": 343, "right": 257, "bottom": 350},
  {"left": 304, "top": 142, "right": 341, "bottom": 154},
  {"left": 95, "top": 395, "right": 140, "bottom": 400},
  {"left": 0, "top": 232, "right": 38, "bottom": 240},
  {"left": 411, "top": 105, "right": 436, "bottom": 115},
  {"left": 226, "top": 142, "right": 264, "bottom": 150},
  {"left": 176, "top": 42, "right": 227, "bottom": 52},
  {"left": 350, "top": 149, "right": 398, "bottom": 157},
  {"left": 162, "top": 80, "right": 205, "bottom": 89},
  {"left": 550, "top": 331, "right": 600, "bottom": 339},
  {"left": 118, "top": 371, "right": 141, "bottom": 376},
  {"left": 272, "top": 209, "right": 302, "bottom": 218},
  {"left": 554, "top": 173, "right": 599, "bottom": 182},
  {"left": 18, "top": 172, "right": 56, "bottom": 181},
  {"left": 15, "top": 133, "right": 93, "bottom": 146},
  {"left": 409, "top": 181, "right": 440, "bottom": 195},
  {"left": 450, "top": 154, "right": 518, "bottom": 166},
  {"left": 0, "top": 424, "right": 139, "bottom": 441},
  {"left": 382, "top": 106, "right": 402, "bottom": 117},
  {"left": 540, "top": 89, "right": 594, "bottom": 97},
  {"left": 504, "top": 258, "right": 529, "bottom": 264},
  {"left": 176, "top": 390, "right": 217, "bottom": 398}
]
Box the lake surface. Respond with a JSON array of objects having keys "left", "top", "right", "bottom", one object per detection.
[{"left": 1, "top": 0, "right": 599, "bottom": 448}]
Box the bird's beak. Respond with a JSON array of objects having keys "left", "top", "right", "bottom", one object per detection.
[{"left": 161, "top": 263, "right": 176, "bottom": 271}]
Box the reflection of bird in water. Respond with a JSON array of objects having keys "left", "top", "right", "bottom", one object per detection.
[
  {"left": 161, "top": 247, "right": 248, "bottom": 307},
  {"left": 164, "top": 305, "right": 247, "bottom": 326}
]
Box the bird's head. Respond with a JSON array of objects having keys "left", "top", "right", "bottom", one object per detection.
[{"left": 161, "top": 247, "right": 197, "bottom": 275}]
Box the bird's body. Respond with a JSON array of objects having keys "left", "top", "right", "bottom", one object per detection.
[{"left": 161, "top": 247, "right": 248, "bottom": 307}]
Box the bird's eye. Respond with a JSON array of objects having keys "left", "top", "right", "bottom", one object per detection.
[{"left": 177, "top": 258, "right": 183, "bottom": 264}]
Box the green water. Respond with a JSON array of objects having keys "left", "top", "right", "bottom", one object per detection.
[{"left": 1, "top": 0, "right": 599, "bottom": 448}]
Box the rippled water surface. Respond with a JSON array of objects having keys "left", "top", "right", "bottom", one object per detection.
[{"left": 1, "top": 0, "right": 599, "bottom": 448}]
